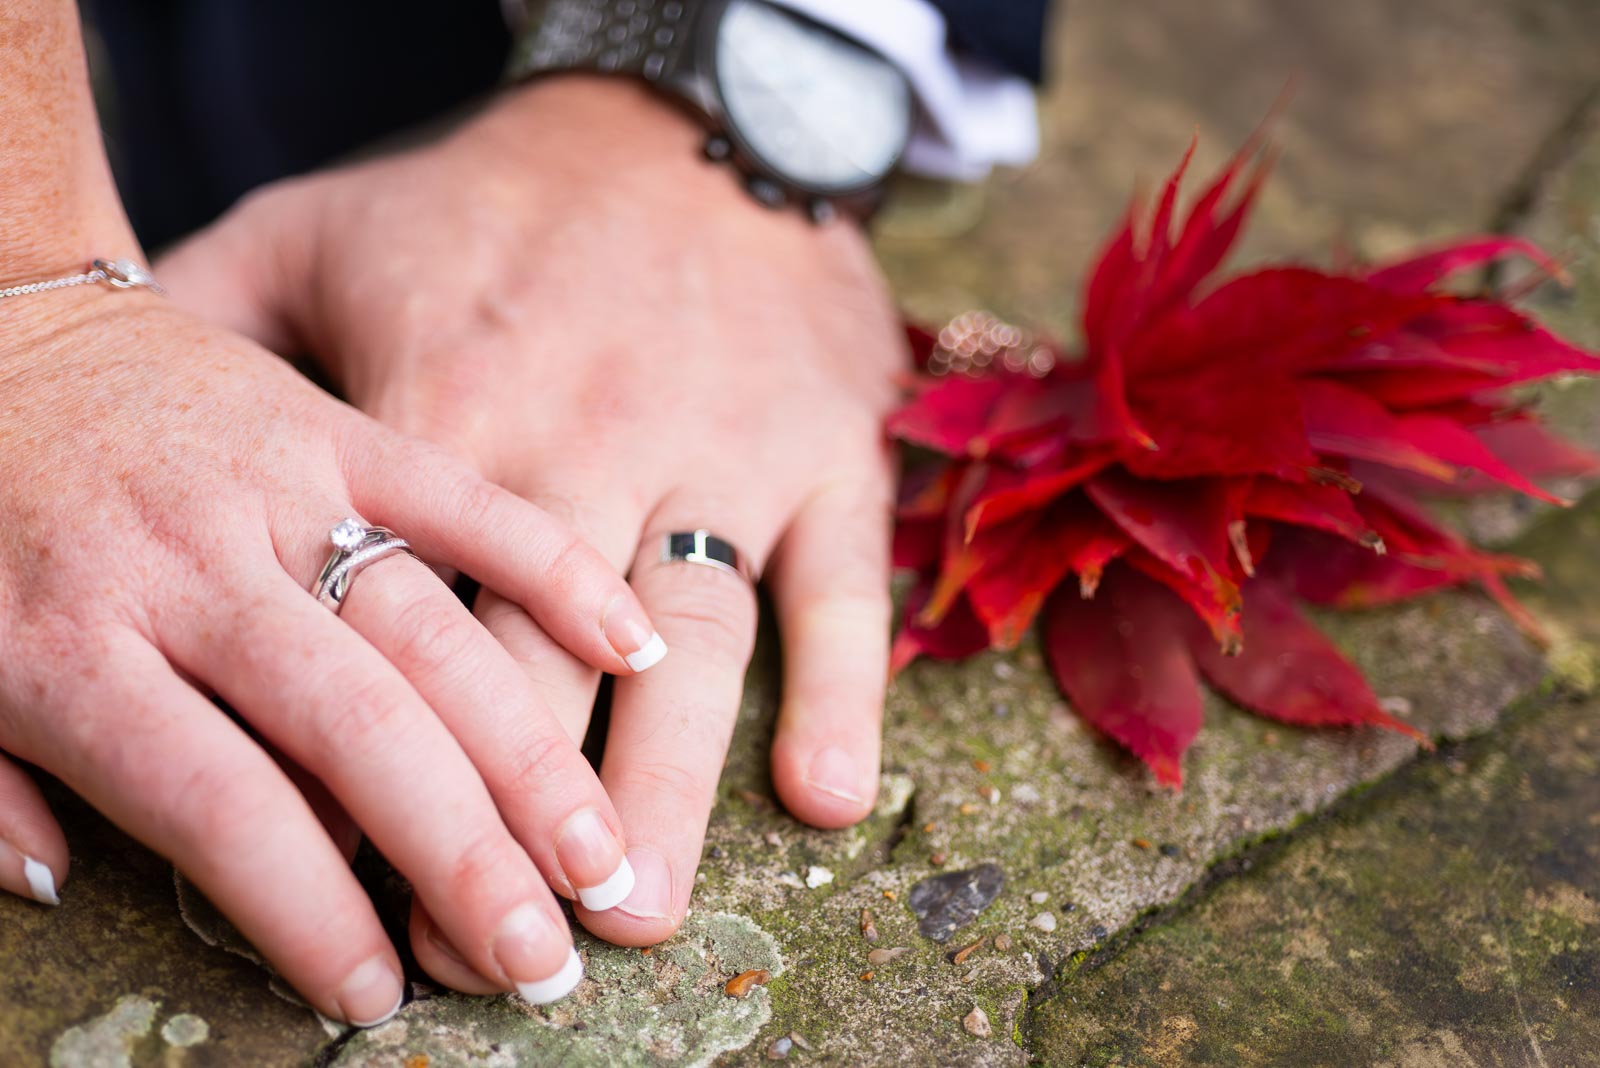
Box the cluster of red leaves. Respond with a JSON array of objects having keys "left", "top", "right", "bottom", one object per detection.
[{"left": 888, "top": 131, "right": 1600, "bottom": 786}]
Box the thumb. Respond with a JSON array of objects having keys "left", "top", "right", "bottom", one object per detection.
[{"left": 155, "top": 187, "right": 314, "bottom": 356}]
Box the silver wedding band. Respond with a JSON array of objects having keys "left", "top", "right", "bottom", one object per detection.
[
  {"left": 312, "top": 518, "right": 415, "bottom": 613},
  {"left": 658, "top": 530, "right": 757, "bottom": 584}
]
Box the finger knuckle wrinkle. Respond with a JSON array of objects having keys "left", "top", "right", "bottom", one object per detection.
[
  {"left": 445, "top": 828, "right": 516, "bottom": 904},
  {"left": 313, "top": 679, "right": 406, "bottom": 757},
  {"left": 618, "top": 760, "right": 710, "bottom": 812},
  {"left": 496, "top": 729, "right": 576, "bottom": 802},
  {"left": 652, "top": 587, "right": 756, "bottom": 663},
  {"left": 385, "top": 598, "right": 479, "bottom": 681}
]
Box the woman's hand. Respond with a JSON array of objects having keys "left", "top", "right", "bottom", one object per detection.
[
  {"left": 0, "top": 294, "right": 662, "bottom": 1021},
  {"left": 158, "top": 75, "right": 909, "bottom": 977}
]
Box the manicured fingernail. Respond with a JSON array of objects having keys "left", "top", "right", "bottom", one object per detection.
[
  {"left": 494, "top": 903, "right": 579, "bottom": 1003},
  {"left": 556, "top": 808, "right": 634, "bottom": 911},
  {"left": 804, "top": 746, "right": 866, "bottom": 805},
  {"left": 604, "top": 595, "right": 668, "bottom": 672},
  {"left": 517, "top": 947, "right": 584, "bottom": 1005},
  {"left": 615, "top": 847, "right": 673, "bottom": 921},
  {"left": 0, "top": 840, "right": 59, "bottom": 906},
  {"left": 22, "top": 856, "right": 59, "bottom": 906},
  {"left": 336, "top": 954, "right": 404, "bottom": 1028}
]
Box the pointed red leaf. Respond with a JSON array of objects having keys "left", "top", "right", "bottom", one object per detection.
[
  {"left": 1042, "top": 567, "right": 1204, "bottom": 786},
  {"left": 1086, "top": 469, "right": 1244, "bottom": 620},
  {"left": 1395, "top": 411, "right": 1570, "bottom": 504},
  {"left": 1366, "top": 236, "right": 1567, "bottom": 294},
  {"left": 1300, "top": 379, "right": 1459, "bottom": 480},
  {"left": 1184, "top": 580, "right": 1424, "bottom": 740},
  {"left": 891, "top": 582, "right": 992, "bottom": 674},
  {"left": 1244, "top": 477, "right": 1384, "bottom": 549}
]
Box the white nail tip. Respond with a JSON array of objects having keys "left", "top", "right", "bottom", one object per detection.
[
  {"left": 624, "top": 632, "right": 668, "bottom": 672},
  {"left": 347, "top": 988, "right": 404, "bottom": 1029},
  {"left": 517, "top": 947, "right": 584, "bottom": 1005},
  {"left": 22, "top": 856, "right": 58, "bottom": 906},
  {"left": 577, "top": 857, "right": 636, "bottom": 912}
]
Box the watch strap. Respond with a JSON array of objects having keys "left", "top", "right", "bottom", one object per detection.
[{"left": 508, "top": 0, "right": 701, "bottom": 83}]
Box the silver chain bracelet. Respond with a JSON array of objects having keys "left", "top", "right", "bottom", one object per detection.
[{"left": 0, "top": 258, "right": 164, "bottom": 301}]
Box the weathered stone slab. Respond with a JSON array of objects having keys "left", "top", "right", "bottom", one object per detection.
[
  {"left": 1027, "top": 690, "right": 1600, "bottom": 1067},
  {"left": 6, "top": 3, "right": 1600, "bottom": 1065},
  {"left": 0, "top": 787, "right": 330, "bottom": 1067}
]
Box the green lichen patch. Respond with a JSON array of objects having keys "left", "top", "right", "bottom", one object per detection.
[{"left": 332, "top": 912, "right": 783, "bottom": 1068}]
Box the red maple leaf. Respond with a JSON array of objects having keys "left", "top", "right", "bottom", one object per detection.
[{"left": 889, "top": 125, "right": 1600, "bottom": 787}]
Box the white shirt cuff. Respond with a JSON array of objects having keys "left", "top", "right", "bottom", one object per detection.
[{"left": 770, "top": 0, "right": 1040, "bottom": 181}]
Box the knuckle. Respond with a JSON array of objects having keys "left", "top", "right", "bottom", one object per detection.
[
  {"left": 444, "top": 470, "right": 504, "bottom": 537},
  {"left": 494, "top": 727, "right": 578, "bottom": 806},
  {"left": 312, "top": 676, "right": 407, "bottom": 757},
  {"left": 162, "top": 758, "right": 276, "bottom": 859},
  {"left": 382, "top": 592, "right": 480, "bottom": 684},
  {"left": 615, "top": 759, "right": 710, "bottom": 814},
  {"left": 444, "top": 828, "right": 517, "bottom": 909},
  {"left": 648, "top": 579, "right": 757, "bottom": 665}
]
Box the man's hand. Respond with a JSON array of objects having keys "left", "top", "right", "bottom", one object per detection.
[{"left": 160, "top": 75, "right": 907, "bottom": 983}]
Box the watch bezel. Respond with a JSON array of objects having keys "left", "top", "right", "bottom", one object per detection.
[{"left": 698, "top": 0, "right": 914, "bottom": 200}]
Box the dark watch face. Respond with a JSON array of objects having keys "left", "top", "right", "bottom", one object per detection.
[{"left": 712, "top": 0, "right": 913, "bottom": 194}]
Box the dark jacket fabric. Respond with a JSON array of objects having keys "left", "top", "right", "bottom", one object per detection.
[{"left": 83, "top": 1, "right": 1051, "bottom": 250}]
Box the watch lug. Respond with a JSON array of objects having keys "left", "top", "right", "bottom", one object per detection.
[{"left": 703, "top": 134, "right": 733, "bottom": 162}]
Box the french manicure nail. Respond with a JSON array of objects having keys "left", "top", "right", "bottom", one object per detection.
[
  {"left": 22, "top": 856, "right": 59, "bottom": 906},
  {"left": 336, "top": 954, "right": 404, "bottom": 1028},
  {"left": 556, "top": 808, "right": 634, "bottom": 911},
  {"left": 517, "top": 947, "right": 584, "bottom": 1005},
  {"left": 494, "top": 903, "right": 581, "bottom": 1004},
  {"left": 804, "top": 746, "right": 866, "bottom": 805},
  {"left": 616, "top": 847, "right": 674, "bottom": 921},
  {"left": 604, "top": 594, "right": 668, "bottom": 671}
]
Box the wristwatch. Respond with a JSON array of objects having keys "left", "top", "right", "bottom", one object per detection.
[{"left": 506, "top": 0, "right": 915, "bottom": 221}]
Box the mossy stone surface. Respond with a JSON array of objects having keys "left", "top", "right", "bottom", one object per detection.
[{"left": 4, "top": 3, "right": 1599, "bottom": 1065}]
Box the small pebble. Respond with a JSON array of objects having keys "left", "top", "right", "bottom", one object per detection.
[
  {"left": 860, "top": 908, "right": 879, "bottom": 942},
  {"left": 1029, "top": 891, "right": 1049, "bottom": 904},
  {"left": 725, "top": 970, "right": 771, "bottom": 998},
  {"left": 789, "top": 1033, "right": 813, "bottom": 1052},
  {"left": 1063, "top": 902, "right": 1077, "bottom": 913},
  {"left": 1011, "top": 783, "right": 1041, "bottom": 803},
  {"left": 776, "top": 871, "right": 805, "bottom": 889},
  {"left": 959, "top": 803, "right": 979, "bottom": 815},
  {"left": 764, "top": 831, "right": 784, "bottom": 848},
  {"left": 922, "top": 822, "right": 937, "bottom": 833},
  {"left": 708, "top": 846, "right": 724, "bottom": 860},
  {"left": 963, "top": 1006, "right": 992, "bottom": 1037},
  {"left": 930, "top": 852, "right": 948, "bottom": 867},
  {"left": 867, "top": 946, "right": 910, "bottom": 966},
  {"left": 1030, "top": 912, "right": 1057, "bottom": 932},
  {"left": 993, "top": 660, "right": 1015, "bottom": 680},
  {"left": 949, "top": 936, "right": 986, "bottom": 965},
  {"left": 859, "top": 970, "right": 874, "bottom": 982},
  {"left": 739, "top": 789, "right": 776, "bottom": 811},
  {"left": 978, "top": 785, "right": 1000, "bottom": 804},
  {"left": 992, "top": 702, "right": 1010, "bottom": 719},
  {"left": 767, "top": 1037, "right": 793, "bottom": 1060},
  {"left": 1131, "top": 837, "right": 1151, "bottom": 850},
  {"left": 1090, "top": 924, "right": 1108, "bottom": 939},
  {"left": 1379, "top": 695, "right": 1414, "bottom": 717},
  {"left": 961, "top": 967, "right": 978, "bottom": 982},
  {"left": 882, "top": 890, "right": 897, "bottom": 901},
  {"left": 972, "top": 759, "right": 991, "bottom": 773},
  {"left": 993, "top": 934, "right": 1013, "bottom": 951},
  {"left": 805, "top": 865, "right": 834, "bottom": 889},
  {"left": 1158, "top": 843, "right": 1181, "bottom": 858}
]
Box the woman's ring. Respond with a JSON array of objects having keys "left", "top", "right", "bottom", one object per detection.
[{"left": 312, "top": 518, "right": 415, "bottom": 613}]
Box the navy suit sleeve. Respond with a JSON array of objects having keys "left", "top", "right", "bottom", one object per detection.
[{"left": 922, "top": 0, "right": 1052, "bottom": 84}]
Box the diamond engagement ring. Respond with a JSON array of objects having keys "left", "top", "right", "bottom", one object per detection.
[{"left": 311, "top": 518, "right": 415, "bottom": 613}]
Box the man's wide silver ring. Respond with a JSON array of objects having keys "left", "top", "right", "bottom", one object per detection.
[
  {"left": 312, "top": 518, "right": 415, "bottom": 613},
  {"left": 659, "top": 530, "right": 757, "bottom": 584}
]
